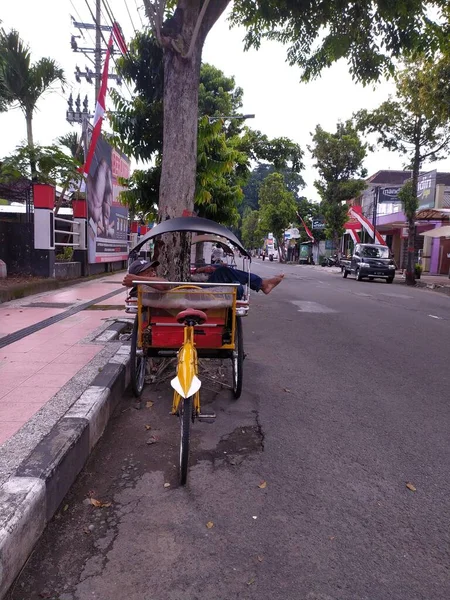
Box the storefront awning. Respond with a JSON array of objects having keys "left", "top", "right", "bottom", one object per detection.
[
  {"left": 419, "top": 225, "right": 450, "bottom": 238},
  {"left": 416, "top": 208, "right": 450, "bottom": 220}
]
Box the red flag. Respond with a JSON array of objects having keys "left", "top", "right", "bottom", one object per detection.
[
  {"left": 79, "top": 34, "right": 114, "bottom": 175},
  {"left": 112, "top": 22, "right": 128, "bottom": 55},
  {"left": 297, "top": 212, "right": 315, "bottom": 242}
]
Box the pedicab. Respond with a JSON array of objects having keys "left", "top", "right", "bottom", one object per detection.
[{"left": 126, "top": 217, "right": 251, "bottom": 485}]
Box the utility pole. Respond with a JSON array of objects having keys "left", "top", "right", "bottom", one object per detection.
[
  {"left": 372, "top": 186, "right": 379, "bottom": 243},
  {"left": 68, "top": 6, "right": 121, "bottom": 121},
  {"left": 95, "top": 0, "right": 102, "bottom": 98}
]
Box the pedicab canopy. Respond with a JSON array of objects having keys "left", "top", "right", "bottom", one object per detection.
[{"left": 130, "top": 216, "right": 251, "bottom": 259}]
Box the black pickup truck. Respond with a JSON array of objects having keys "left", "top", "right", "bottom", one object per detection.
[{"left": 341, "top": 243, "right": 396, "bottom": 283}]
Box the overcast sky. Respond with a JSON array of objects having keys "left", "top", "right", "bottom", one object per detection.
[{"left": 0, "top": 0, "right": 448, "bottom": 201}]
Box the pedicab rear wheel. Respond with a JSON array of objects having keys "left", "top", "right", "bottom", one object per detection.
[
  {"left": 130, "top": 315, "right": 146, "bottom": 397},
  {"left": 232, "top": 317, "right": 244, "bottom": 399}
]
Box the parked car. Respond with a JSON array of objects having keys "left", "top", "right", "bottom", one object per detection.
[{"left": 341, "top": 243, "right": 396, "bottom": 283}]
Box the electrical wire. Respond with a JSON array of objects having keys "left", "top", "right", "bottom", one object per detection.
[
  {"left": 84, "top": 0, "right": 134, "bottom": 100},
  {"left": 133, "top": 0, "right": 145, "bottom": 28},
  {"left": 123, "top": 0, "right": 138, "bottom": 34},
  {"left": 70, "top": 0, "right": 96, "bottom": 47}
]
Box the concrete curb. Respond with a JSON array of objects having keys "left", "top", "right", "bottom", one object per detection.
[{"left": 0, "top": 345, "right": 131, "bottom": 598}]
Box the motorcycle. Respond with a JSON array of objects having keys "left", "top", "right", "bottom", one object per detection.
[{"left": 321, "top": 254, "right": 340, "bottom": 267}]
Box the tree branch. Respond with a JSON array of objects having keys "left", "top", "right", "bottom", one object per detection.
[
  {"left": 201, "top": 0, "right": 230, "bottom": 37},
  {"left": 184, "top": 0, "right": 211, "bottom": 59},
  {"left": 420, "top": 134, "right": 450, "bottom": 160},
  {"left": 143, "top": 0, "right": 165, "bottom": 46}
]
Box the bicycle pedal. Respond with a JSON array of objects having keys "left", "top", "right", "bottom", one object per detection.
[{"left": 197, "top": 412, "right": 216, "bottom": 420}]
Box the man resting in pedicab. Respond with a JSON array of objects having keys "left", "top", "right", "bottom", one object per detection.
[{"left": 122, "top": 259, "right": 284, "bottom": 299}]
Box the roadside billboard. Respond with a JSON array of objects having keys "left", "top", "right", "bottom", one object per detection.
[
  {"left": 86, "top": 135, "right": 130, "bottom": 263},
  {"left": 417, "top": 170, "right": 437, "bottom": 209},
  {"left": 377, "top": 171, "right": 436, "bottom": 208},
  {"left": 311, "top": 217, "right": 326, "bottom": 230},
  {"left": 378, "top": 186, "right": 401, "bottom": 203}
]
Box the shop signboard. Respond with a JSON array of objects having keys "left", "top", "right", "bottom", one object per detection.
[
  {"left": 86, "top": 135, "right": 130, "bottom": 263},
  {"left": 378, "top": 186, "right": 401, "bottom": 203},
  {"left": 312, "top": 217, "right": 326, "bottom": 230},
  {"left": 417, "top": 170, "right": 437, "bottom": 209}
]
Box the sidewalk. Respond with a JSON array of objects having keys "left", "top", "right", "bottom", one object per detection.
[
  {"left": 0, "top": 274, "right": 135, "bottom": 597},
  {"left": 0, "top": 275, "right": 130, "bottom": 447}
]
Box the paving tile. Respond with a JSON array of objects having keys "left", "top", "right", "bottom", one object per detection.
[
  {"left": 0, "top": 422, "right": 24, "bottom": 445},
  {"left": 50, "top": 353, "right": 95, "bottom": 366},
  {"left": 0, "top": 373, "right": 32, "bottom": 389},
  {"left": 0, "top": 385, "right": 15, "bottom": 401},
  {"left": 3, "top": 386, "right": 59, "bottom": 405},
  {"left": 59, "top": 345, "right": 102, "bottom": 359},
  {"left": 0, "top": 401, "right": 42, "bottom": 422},
  {"left": 0, "top": 362, "right": 44, "bottom": 376},
  {"left": 22, "top": 371, "right": 75, "bottom": 388}
]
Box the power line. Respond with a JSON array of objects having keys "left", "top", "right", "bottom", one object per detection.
[
  {"left": 84, "top": 0, "right": 134, "bottom": 99},
  {"left": 123, "top": 0, "right": 138, "bottom": 34},
  {"left": 133, "top": 0, "right": 145, "bottom": 28},
  {"left": 70, "top": 0, "right": 96, "bottom": 47}
]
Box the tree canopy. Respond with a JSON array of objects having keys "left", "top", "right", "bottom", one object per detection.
[
  {"left": 0, "top": 27, "right": 65, "bottom": 178},
  {"left": 140, "top": 0, "right": 448, "bottom": 278},
  {"left": 258, "top": 172, "right": 298, "bottom": 259},
  {"left": 309, "top": 120, "right": 367, "bottom": 249},
  {"left": 355, "top": 56, "right": 450, "bottom": 284},
  {"left": 111, "top": 31, "right": 304, "bottom": 228}
]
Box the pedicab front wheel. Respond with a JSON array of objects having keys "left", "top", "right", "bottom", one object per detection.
[
  {"left": 130, "top": 315, "right": 146, "bottom": 397},
  {"left": 179, "top": 395, "right": 194, "bottom": 486},
  {"left": 232, "top": 316, "right": 244, "bottom": 399}
]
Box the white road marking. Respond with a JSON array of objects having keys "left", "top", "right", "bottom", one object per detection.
[
  {"left": 380, "top": 293, "right": 413, "bottom": 299},
  {"left": 353, "top": 292, "right": 372, "bottom": 297},
  {"left": 291, "top": 301, "right": 337, "bottom": 313}
]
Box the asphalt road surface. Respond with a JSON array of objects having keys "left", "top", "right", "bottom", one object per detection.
[{"left": 10, "top": 263, "right": 450, "bottom": 600}]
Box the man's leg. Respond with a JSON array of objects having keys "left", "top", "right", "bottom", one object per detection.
[
  {"left": 208, "top": 266, "right": 263, "bottom": 292},
  {"left": 207, "top": 266, "right": 284, "bottom": 295}
]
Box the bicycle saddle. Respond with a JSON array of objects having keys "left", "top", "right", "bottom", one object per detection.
[{"left": 176, "top": 308, "right": 207, "bottom": 325}]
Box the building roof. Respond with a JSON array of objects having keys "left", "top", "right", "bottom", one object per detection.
[{"left": 367, "top": 170, "right": 450, "bottom": 186}]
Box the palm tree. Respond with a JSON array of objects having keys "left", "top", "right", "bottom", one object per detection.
[
  {"left": 58, "top": 132, "right": 82, "bottom": 159},
  {"left": 0, "top": 28, "right": 65, "bottom": 177}
]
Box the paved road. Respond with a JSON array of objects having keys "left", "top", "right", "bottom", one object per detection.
[{"left": 10, "top": 264, "right": 450, "bottom": 600}]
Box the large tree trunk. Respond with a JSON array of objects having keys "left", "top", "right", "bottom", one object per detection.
[{"left": 155, "top": 0, "right": 230, "bottom": 281}]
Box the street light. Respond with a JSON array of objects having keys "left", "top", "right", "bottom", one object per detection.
[{"left": 206, "top": 114, "right": 255, "bottom": 123}]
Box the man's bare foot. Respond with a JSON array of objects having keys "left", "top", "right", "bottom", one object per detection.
[{"left": 261, "top": 273, "right": 285, "bottom": 295}]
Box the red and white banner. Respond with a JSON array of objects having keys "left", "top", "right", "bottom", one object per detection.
[
  {"left": 348, "top": 206, "right": 385, "bottom": 244},
  {"left": 297, "top": 212, "right": 315, "bottom": 242},
  {"left": 79, "top": 34, "right": 114, "bottom": 175},
  {"left": 112, "top": 22, "right": 128, "bottom": 55}
]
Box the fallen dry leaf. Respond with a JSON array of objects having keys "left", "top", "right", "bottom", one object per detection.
[
  {"left": 258, "top": 480, "right": 267, "bottom": 489},
  {"left": 284, "top": 388, "right": 291, "bottom": 393},
  {"left": 63, "top": 504, "right": 69, "bottom": 512},
  {"left": 247, "top": 578, "right": 256, "bottom": 586},
  {"left": 146, "top": 401, "right": 154, "bottom": 408},
  {"left": 406, "top": 483, "right": 417, "bottom": 492},
  {"left": 164, "top": 482, "right": 170, "bottom": 488},
  {"left": 89, "top": 498, "right": 112, "bottom": 508},
  {"left": 257, "top": 555, "right": 264, "bottom": 563},
  {"left": 145, "top": 424, "right": 152, "bottom": 430},
  {"left": 206, "top": 521, "right": 214, "bottom": 529}
]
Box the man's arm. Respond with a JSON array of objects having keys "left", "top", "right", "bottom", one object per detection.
[{"left": 122, "top": 274, "right": 169, "bottom": 291}]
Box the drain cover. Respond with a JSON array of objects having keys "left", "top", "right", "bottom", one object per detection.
[{"left": 25, "top": 302, "right": 74, "bottom": 308}]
